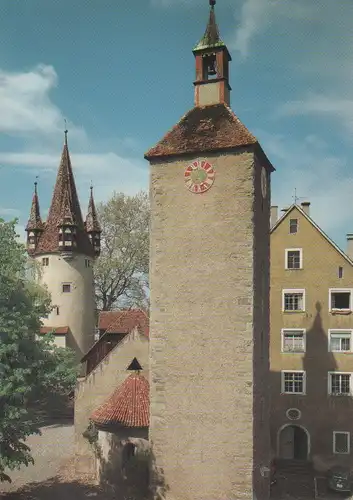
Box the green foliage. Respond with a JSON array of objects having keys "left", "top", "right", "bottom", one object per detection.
[
  {"left": 0, "top": 219, "right": 79, "bottom": 482},
  {"left": 94, "top": 191, "right": 150, "bottom": 311}
]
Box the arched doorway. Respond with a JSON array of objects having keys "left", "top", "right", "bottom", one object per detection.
[{"left": 278, "top": 425, "right": 309, "bottom": 460}]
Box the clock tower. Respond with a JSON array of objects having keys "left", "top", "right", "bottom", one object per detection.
[{"left": 145, "top": 2, "right": 275, "bottom": 500}]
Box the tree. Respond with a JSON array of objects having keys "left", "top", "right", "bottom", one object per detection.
[
  {"left": 94, "top": 191, "right": 149, "bottom": 311},
  {"left": 0, "top": 219, "right": 79, "bottom": 482}
]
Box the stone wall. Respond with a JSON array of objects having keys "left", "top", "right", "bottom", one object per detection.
[{"left": 149, "top": 149, "right": 271, "bottom": 500}]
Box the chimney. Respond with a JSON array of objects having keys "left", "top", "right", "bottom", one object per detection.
[
  {"left": 270, "top": 206, "right": 278, "bottom": 228},
  {"left": 347, "top": 234, "right": 353, "bottom": 260},
  {"left": 301, "top": 201, "right": 310, "bottom": 216}
]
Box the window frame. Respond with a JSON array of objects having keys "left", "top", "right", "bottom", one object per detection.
[
  {"left": 329, "top": 288, "right": 353, "bottom": 312},
  {"left": 289, "top": 218, "right": 298, "bottom": 234},
  {"left": 328, "top": 372, "right": 352, "bottom": 396},
  {"left": 281, "top": 328, "right": 306, "bottom": 353},
  {"left": 333, "top": 431, "right": 350, "bottom": 455},
  {"left": 281, "top": 370, "right": 306, "bottom": 395},
  {"left": 285, "top": 248, "right": 303, "bottom": 270},
  {"left": 85, "top": 259, "right": 91, "bottom": 268},
  {"left": 62, "top": 283, "right": 72, "bottom": 293},
  {"left": 282, "top": 289, "right": 306, "bottom": 312},
  {"left": 328, "top": 330, "right": 353, "bottom": 353},
  {"left": 42, "top": 257, "right": 49, "bottom": 267}
]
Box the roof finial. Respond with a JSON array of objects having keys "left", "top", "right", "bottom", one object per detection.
[
  {"left": 34, "top": 175, "right": 39, "bottom": 194},
  {"left": 64, "top": 119, "right": 68, "bottom": 146},
  {"left": 210, "top": 0, "right": 216, "bottom": 7}
]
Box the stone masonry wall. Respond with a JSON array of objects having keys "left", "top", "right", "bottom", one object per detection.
[
  {"left": 149, "top": 150, "right": 265, "bottom": 500},
  {"left": 74, "top": 329, "right": 149, "bottom": 474}
]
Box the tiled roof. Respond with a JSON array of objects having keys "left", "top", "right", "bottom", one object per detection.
[
  {"left": 144, "top": 103, "right": 262, "bottom": 160},
  {"left": 26, "top": 182, "right": 44, "bottom": 233},
  {"left": 91, "top": 373, "right": 149, "bottom": 428},
  {"left": 32, "top": 139, "right": 94, "bottom": 258},
  {"left": 98, "top": 309, "right": 149, "bottom": 338},
  {"left": 85, "top": 186, "right": 101, "bottom": 233},
  {"left": 39, "top": 326, "right": 70, "bottom": 335}
]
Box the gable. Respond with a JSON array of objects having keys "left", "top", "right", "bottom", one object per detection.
[{"left": 271, "top": 205, "right": 353, "bottom": 267}]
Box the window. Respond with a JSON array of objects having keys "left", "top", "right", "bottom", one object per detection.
[
  {"left": 329, "top": 330, "right": 352, "bottom": 353},
  {"left": 328, "top": 372, "right": 351, "bottom": 396},
  {"left": 289, "top": 218, "right": 298, "bottom": 234},
  {"left": 281, "top": 371, "right": 306, "bottom": 394},
  {"left": 42, "top": 257, "right": 49, "bottom": 266},
  {"left": 62, "top": 283, "right": 71, "bottom": 293},
  {"left": 339, "top": 266, "right": 343, "bottom": 279},
  {"left": 282, "top": 329, "right": 306, "bottom": 353},
  {"left": 329, "top": 289, "right": 352, "bottom": 312},
  {"left": 85, "top": 259, "right": 90, "bottom": 268},
  {"left": 54, "top": 306, "right": 60, "bottom": 316},
  {"left": 282, "top": 289, "right": 305, "bottom": 312},
  {"left": 285, "top": 248, "right": 302, "bottom": 269},
  {"left": 333, "top": 432, "right": 350, "bottom": 454}
]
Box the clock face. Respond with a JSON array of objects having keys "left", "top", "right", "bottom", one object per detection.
[
  {"left": 184, "top": 159, "right": 215, "bottom": 194},
  {"left": 261, "top": 167, "right": 267, "bottom": 198}
]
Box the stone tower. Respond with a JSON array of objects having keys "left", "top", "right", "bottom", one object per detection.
[
  {"left": 145, "top": 2, "right": 275, "bottom": 500},
  {"left": 25, "top": 131, "right": 101, "bottom": 361}
]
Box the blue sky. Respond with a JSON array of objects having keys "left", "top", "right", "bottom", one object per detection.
[{"left": 0, "top": 0, "right": 352, "bottom": 250}]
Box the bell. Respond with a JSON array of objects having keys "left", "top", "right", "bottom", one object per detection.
[{"left": 207, "top": 60, "right": 217, "bottom": 76}]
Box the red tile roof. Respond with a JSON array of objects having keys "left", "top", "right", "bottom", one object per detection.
[
  {"left": 26, "top": 182, "right": 44, "bottom": 233},
  {"left": 144, "top": 103, "right": 265, "bottom": 160},
  {"left": 98, "top": 309, "right": 149, "bottom": 338},
  {"left": 39, "top": 326, "right": 70, "bottom": 335},
  {"left": 32, "top": 139, "right": 95, "bottom": 258},
  {"left": 85, "top": 186, "right": 101, "bottom": 233},
  {"left": 91, "top": 373, "right": 149, "bottom": 428}
]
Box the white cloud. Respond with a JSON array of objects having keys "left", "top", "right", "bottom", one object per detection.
[
  {"left": 277, "top": 95, "right": 353, "bottom": 137},
  {"left": 0, "top": 65, "right": 86, "bottom": 143},
  {"left": 0, "top": 63, "right": 148, "bottom": 215}
]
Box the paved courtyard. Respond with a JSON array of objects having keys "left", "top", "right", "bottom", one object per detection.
[{"left": 0, "top": 423, "right": 74, "bottom": 495}]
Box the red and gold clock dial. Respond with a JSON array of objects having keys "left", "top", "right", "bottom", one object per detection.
[{"left": 184, "top": 160, "right": 215, "bottom": 194}]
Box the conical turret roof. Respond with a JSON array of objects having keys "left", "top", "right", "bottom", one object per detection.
[
  {"left": 85, "top": 186, "right": 101, "bottom": 233},
  {"left": 34, "top": 133, "right": 94, "bottom": 257},
  {"left": 26, "top": 182, "right": 44, "bottom": 232},
  {"left": 91, "top": 373, "right": 149, "bottom": 428}
]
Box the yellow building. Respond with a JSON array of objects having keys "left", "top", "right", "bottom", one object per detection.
[{"left": 270, "top": 202, "right": 353, "bottom": 470}]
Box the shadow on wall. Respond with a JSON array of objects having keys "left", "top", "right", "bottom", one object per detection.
[
  {"left": 271, "top": 301, "right": 353, "bottom": 468},
  {"left": 88, "top": 427, "right": 154, "bottom": 500}
]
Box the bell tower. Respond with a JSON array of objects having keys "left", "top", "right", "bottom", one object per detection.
[
  {"left": 26, "top": 131, "right": 100, "bottom": 361},
  {"left": 193, "top": 0, "right": 231, "bottom": 107},
  {"left": 146, "top": 1, "right": 275, "bottom": 500}
]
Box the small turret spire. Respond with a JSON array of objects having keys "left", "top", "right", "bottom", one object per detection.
[
  {"left": 25, "top": 178, "right": 44, "bottom": 253},
  {"left": 193, "top": 0, "right": 224, "bottom": 52},
  {"left": 192, "top": 0, "right": 231, "bottom": 107},
  {"left": 85, "top": 184, "right": 101, "bottom": 257},
  {"left": 64, "top": 119, "right": 68, "bottom": 146}
]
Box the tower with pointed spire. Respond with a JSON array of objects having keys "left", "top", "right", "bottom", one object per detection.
[
  {"left": 193, "top": 0, "right": 231, "bottom": 107},
  {"left": 146, "top": 1, "right": 274, "bottom": 499},
  {"left": 26, "top": 131, "right": 101, "bottom": 361}
]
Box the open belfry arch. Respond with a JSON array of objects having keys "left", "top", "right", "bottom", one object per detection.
[{"left": 145, "top": 1, "right": 275, "bottom": 499}]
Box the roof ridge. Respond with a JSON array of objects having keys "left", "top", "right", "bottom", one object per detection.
[{"left": 271, "top": 204, "right": 353, "bottom": 266}]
